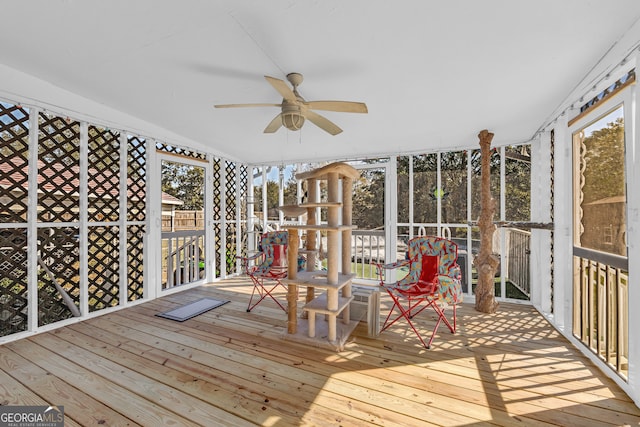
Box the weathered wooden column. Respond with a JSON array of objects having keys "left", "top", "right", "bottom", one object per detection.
[{"left": 474, "top": 129, "right": 499, "bottom": 313}]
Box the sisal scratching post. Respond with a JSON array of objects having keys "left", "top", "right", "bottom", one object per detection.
[
  {"left": 474, "top": 129, "right": 499, "bottom": 314},
  {"left": 326, "top": 172, "right": 339, "bottom": 285},
  {"left": 341, "top": 176, "right": 353, "bottom": 324},
  {"left": 287, "top": 228, "right": 299, "bottom": 333},
  {"left": 305, "top": 178, "right": 318, "bottom": 308}
]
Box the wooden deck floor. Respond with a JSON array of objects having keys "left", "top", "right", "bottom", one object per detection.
[{"left": 1, "top": 277, "right": 639, "bottom": 426}]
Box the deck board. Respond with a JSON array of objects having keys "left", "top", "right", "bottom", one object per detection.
[{"left": 1, "top": 277, "right": 639, "bottom": 426}]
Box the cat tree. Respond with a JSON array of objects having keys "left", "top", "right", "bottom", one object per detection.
[{"left": 279, "top": 162, "right": 360, "bottom": 350}]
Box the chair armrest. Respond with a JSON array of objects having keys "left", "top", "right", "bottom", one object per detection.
[
  {"left": 373, "top": 259, "right": 411, "bottom": 271},
  {"left": 236, "top": 252, "right": 263, "bottom": 262},
  {"left": 236, "top": 252, "right": 265, "bottom": 273},
  {"left": 373, "top": 258, "right": 412, "bottom": 283},
  {"left": 448, "top": 265, "right": 462, "bottom": 280}
]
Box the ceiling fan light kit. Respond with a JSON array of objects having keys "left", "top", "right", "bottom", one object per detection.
[
  {"left": 281, "top": 102, "right": 305, "bottom": 130},
  {"left": 282, "top": 112, "right": 305, "bottom": 131},
  {"left": 214, "top": 73, "right": 367, "bottom": 135}
]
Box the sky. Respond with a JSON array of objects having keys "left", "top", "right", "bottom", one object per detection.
[
  {"left": 582, "top": 105, "right": 623, "bottom": 138},
  {"left": 253, "top": 164, "right": 295, "bottom": 185}
]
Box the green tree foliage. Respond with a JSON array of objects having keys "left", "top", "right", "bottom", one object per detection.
[
  {"left": 406, "top": 154, "right": 438, "bottom": 224},
  {"left": 581, "top": 117, "right": 625, "bottom": 204},
  {"left": 577, "top": 115, "right": 626, "bottom": 255},
  {"left": 247, "top": 149, "right": 532, "bottom": 232},
  {"left": 161, "top": 161, "right": 205, "bottom": 210},
  {"left": 504, "top": 146, "right": 531, "bottom": 222},
  {"left": 283, "top": 176, "right": 299, "bottom": 206},
  {"left": 396, "top": 152, "right": 474, "bottom": 226},
  {"left": 352, "top": 168, "right": 385, "bottom": 229},
  {"left": 470, "top": 149, "right": 501, "bottom": 220},
  {"left": 438, "top": 152, "right": 469, "bottom": 224},
  {"left": 355, "top": 148, "right": 531, "bottom": 231},
  {"left": 253, "top": 181, "right": 280, "bottom": 218}
]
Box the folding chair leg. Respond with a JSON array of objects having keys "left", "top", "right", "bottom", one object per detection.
[
  {"left": 246, "top": 279, "right": 287, "bottom": 313},
  {"left": 404, "top": 315, "right": 430, "bottom": 349},
  {"left": 424, "top": 303, "right": 457, "bottom": 348},
  {"left": 383, "top": 300, "right": 459, "bottom": 350},
  {"left": 452, "top": 303, "right": 457, "bottom": 333},
  {"left": 380, "top": 301, "right": 401, "bottom": 332},
  {"left": 381, "top": 296, "right": 431, "bottom": 349},
  {"left": 246, "top": 276, "right": 263, "bottom": 312}
]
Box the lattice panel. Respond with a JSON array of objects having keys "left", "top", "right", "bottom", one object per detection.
[
  {"left": 239, "top": 165, "right": 248, "bottom": 258},
  {"left": 0, "top": 102, "right": 30, "bottom": 223},
  {"left": 225, "top": 223, "right": 237, "bottom": 274},
  {"left": 127, "top": 135, "right": 146, "bottom": 222},
  {"left": 579, "top": 69, "right": 635, "bottom": 114},
  {"left": 88, "top": 226, "right": 120, "bottom": 312},
  {"left": 0, "top": 228, "right": 28, "bottom": 336},
  {"left": 38, "top": 113, "right": 80, "bottom": 223},
  {"left": 239, "top": 165, "right": 248, "bottom": 217},
  {"left": 155, "top": 142, "right": 207, "bottom": 160},
  {"left": 212, "top": 158, "right": 221, "bottom": 221},
  {"left": 127, "top": 224, "right": 145, "bottom": 301},
  {"left": 214, "top": 223, "right": 222, "bottom": 277},
  {"left": 225, "top": 161, "right": 236, "bottom": 220},
  {"left": 88, "top": 126, "right": 120, "bottom": 222},
  {"left": 38, "top": 227, "right": 80, "bottom": 326}
]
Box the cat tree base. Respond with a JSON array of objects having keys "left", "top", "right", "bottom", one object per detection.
[{"left": 282, "top": 317, "right": 360, "bottom": 352}]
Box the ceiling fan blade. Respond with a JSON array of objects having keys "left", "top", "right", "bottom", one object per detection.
[
  {"left": 214, "top": 103, "right": 281, "bottom": 108},
  {"left": 265, "top": 76, "right": 297, "bottom": 102},
  {"left": 306, "top": 110, "right": 342, "bottom": 135},
  {"left": 264, "top": 114, "right": 283, "bottom": 133},
  {"left": 305, "top": 100, "right": 368, "bottom": 114}
]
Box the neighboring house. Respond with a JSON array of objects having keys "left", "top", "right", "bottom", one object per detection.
[
  {"left": 0, "top": 153, "right": 182, "bottom": 220},
  {"left": 160, "top": 191, "right": 185, "bottom": 231},
  {"left": 581, "top": 195, "right": 627, "bottom": 256}
]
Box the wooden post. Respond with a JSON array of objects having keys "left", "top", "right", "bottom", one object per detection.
[
  {"left": 341, "top": 176, "right": 353, "bottom": 324},
  {"left": 305, "top": 178, "right": 317, "bottom": 306},
  {"left": 327, "top": 172, "right": 339, "bottom": 285},
  {"left": 474, "top": 129, "right": 499, "bottom": 314},
  {"left": 287, "top": 229, "right": 299, "bottom": 333}
]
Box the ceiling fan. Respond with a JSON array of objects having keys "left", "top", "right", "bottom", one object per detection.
[{"left": 214, "top": 73, "right": 368, "bottom": 135}]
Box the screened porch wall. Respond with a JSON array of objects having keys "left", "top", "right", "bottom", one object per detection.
[
  {"left": 0, "top": 98, "right": 249, "bottom": 341},
  {"left": 0, "top": 102, "right": 152, "bottom": 338},
  {"left": 252, "top": 150, "right": 539, "bottom": 303}
]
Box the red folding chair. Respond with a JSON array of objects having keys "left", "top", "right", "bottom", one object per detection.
[
  {"left": 237, "top": 231, "right": 290, "bottom": 313},
  {"left": 374, "top": 236, "right": 463, "bottom": 349}
]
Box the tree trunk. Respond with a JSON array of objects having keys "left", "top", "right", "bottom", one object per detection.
[{"left": 474, "top": 129, "right": 499, "bottom": 314}]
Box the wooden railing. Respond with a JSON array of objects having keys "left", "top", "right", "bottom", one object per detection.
[
  {"left": 249, "top": 225, "right": 385, "bottom": 280},
  {"left": 162, "top": 229, "right": 205, "bottom": 288},
  {"left": 250, "top": 226, "right": 531, "bottom": 289},
  {"left": 351, "top": 229, "right": 385, "bottom": 280},
  {"left": 504, "top": 228, "right": 531, "bottom": 297},
  {"left": 573, "top": 250, "right": 629, "bottom": 380}
]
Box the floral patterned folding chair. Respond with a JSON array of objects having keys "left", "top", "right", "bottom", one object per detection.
[
  {"left": 374, "top": 236, "right": 463, "bottom": 349},
  {"left": 237, "top": 230, "right": 290, "bottom": 313}
]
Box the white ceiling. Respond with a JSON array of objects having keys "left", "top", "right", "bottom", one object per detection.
[{"left": 3, "top": 0, "right": 640, "bottom": 164}]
